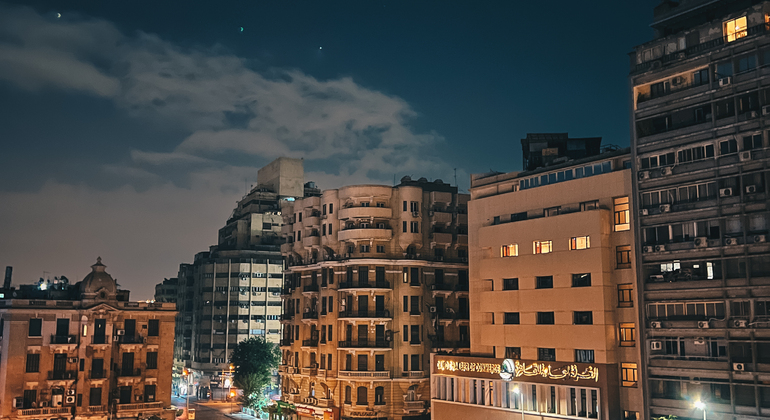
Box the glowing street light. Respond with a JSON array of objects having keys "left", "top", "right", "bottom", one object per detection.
[
  {"left": 694, "top": 400, "right": 706, "bottom": 420},
  {"left": 513, "top": 387, "right": 524, "bottom": 420}
]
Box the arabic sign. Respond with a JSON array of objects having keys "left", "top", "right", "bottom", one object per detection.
[
  {"left": 436, "top": 359, "right": 501, "bottom": 375},
  {"left": 499, "top": 359, "right": 599, "bottom": 382}
]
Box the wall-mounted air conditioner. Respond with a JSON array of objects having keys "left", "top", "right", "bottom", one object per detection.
[
  {"left": 754, "top": 235, "right": 767, "bottom": 244},
  {"left": 661, "top": 167, "right": 673, "bottom": 176},
  {"left": 718, "top": 77, "right": 731, "bottom": 87},
  {"left": 734, "top": 319, "right": 748, "bottom": 328},
  {"left": 745, "top": 185, "right": 757, "bottom": 194},
  {"left": 650, "top": 341, "right": 663, "bottom": 351},
  {"left": 638, "top": 171, "right": 650, "bottom": 180},
  {"left": 719, "top": 188, "right": 733, "bottom": 197},
  {"left": 694, "top": 237, "right": 708, "bottom": 248},
  {"left": 733, "top": 363, "right": 745, "bottom": 372},
  {"left": 650, "top": 321, "right": 662, "bottom": 329},
  {"left": 725, "top": 238, "right": 739, "bottom": 246},
  {"left": 116, "top": 329, "right": 125, "bottom": 336},
  {"left": 640, "top": 209, "right": 649, "bottom": 216},
  {"left": 739, "top": 151, "right": 752, "bottom": 161},
  {"left": 697, "top": 321, "right": 710, "bottom": 329},
  {"left": 659, "top": 204, "right": 671, "bottom": 213},
  {"left": 654, "top": 244, "right": 666, "bottom": 252}
]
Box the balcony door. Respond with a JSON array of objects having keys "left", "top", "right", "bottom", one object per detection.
[
  {"left": 124, "top": 319, "right": 136, "bottom": 337},
  {"left": 357, "top": 325, "right": 368, "bottom": 345},
  {"left": 119, "top": 386, "right": 132, "bottom": 404},
  {"left": 375, "top": 295, "right": 385, "bottom": 315},
  {"left": 358, "top": 296, "right": 368, "bottom": 316},
  {"left": 94, "top": 319, "right": 106, "bottom": 343},
  {"left": 122, "top": 352, "right": 134, "bottom": 375},
  {"left": 53, "top": 353, "right": 67, "bottom": 377},
  {"left": 375, "top": 325, "right": 385, "bottom": 344},
  {"left": 55, "top": 318, "right": 69, "bottom": 337}
]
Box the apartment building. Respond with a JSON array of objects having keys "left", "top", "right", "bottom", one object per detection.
[
  {"left": 171, "top": 158, "right": 312, "bottom": 390},
  {"left": 630, "top": 1, "right": 770, "bottom": 418},
  {"left": 0, "top": 258, "right": 176, "bottom": 420},
  {"left": 431, "top": 144, "right": 644, "bottom": 420},
  {"left": 278, "top": 177, "right": 469, "bottom": 420}
]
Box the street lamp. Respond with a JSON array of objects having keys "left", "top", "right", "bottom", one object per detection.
[
  {"left": 694, "top": 400, "right": 706, "bottom": 420},
  {"left": 513, "top": 386, "right": 524, "bottom": 420},
  {"left": 183, "top": 369, "right": 190, "bottom": 417}
]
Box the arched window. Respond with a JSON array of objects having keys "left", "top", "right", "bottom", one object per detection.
[
  {"left": 356, "top": 386, "right": 368, "bottom": 405},
  {"left": 374, "top": 387, "right": 385, "bottom": 405},
  {"left": 344, "top": 386, "right": 352, "bottom": 404},
  {"left": 406, "top": 385, "right": 418, "bottom": 401}
]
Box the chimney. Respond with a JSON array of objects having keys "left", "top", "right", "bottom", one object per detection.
[{"left": 3, "top": 266, "right": 11, "bottom": 290}]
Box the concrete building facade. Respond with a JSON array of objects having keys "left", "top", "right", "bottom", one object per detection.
[
  {"left": 278, "top": 177, "right": 469, "bottom": 420},
  {"left": 630, "top": 1, "right": 770, "bottom": 418},
  {"left": 430, "top": 147, "right": 645, "bottom": 420},
  {"left": 0, "top": 258, "right": 176, "bottom": 420}
]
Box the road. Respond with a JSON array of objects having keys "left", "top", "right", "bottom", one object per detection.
[{"left": 172, "top": 396, "right": 245, "bottom": 420}]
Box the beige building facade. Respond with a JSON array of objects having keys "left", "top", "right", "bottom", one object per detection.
[
  {"left": 278, "top": 177, "right": 469, "bottom": 420},
  {"left": 431, "top": 149, "right": 645, "bottom": 420},
  {"left": 0, "top": 259, "right": 176, "bottom": 420}
]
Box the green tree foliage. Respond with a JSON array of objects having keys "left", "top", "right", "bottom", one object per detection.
[{"left": 229, "top": 336, "right": 280, "bottom": 409}]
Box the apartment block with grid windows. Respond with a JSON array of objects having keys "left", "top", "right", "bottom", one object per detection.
[
  {"left": 630, "top": 1, "right": 770, "bottom": 418},
  {"left": 430, "top": 143, "right": 644, "bottom": 420}
]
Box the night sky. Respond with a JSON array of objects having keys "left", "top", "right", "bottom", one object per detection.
[{"left": 0, "top": 0, "right": 658, "bottom": 299}]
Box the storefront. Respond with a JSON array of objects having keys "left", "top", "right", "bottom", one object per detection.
[{"left": 295, "top": 403, "right": 339, "bottom": 420}]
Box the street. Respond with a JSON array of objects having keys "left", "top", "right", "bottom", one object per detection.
[{"left": 172, "top": 396, "right": 247, "bottom": 420}]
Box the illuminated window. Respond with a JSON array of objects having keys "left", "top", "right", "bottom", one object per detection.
[
  {"left": 618, "top": 284, "right": 634, "bottom": 308},
  {"left": 569, "top": 236, "right": 590, "bottom": 250},
  {"left": 619, "top": 323, "right": 636, "bottom": 347},
  {"left": 616, "top": 245, "right": 632, "bottom": 269},
  {"left": 501, "top": 244, "right": 518, "bottom": 257},
  {"left": 621, "top": 363, "right": 638, "bottom": 387},
  {"left": 614, "top": 197, "right": 630, "bottom": 231},
  {"left": 724, "top": 16, "right": 747, "bottom": 43},
  {"left": 533, "top": 240, "right": 553, "bottom": 254}
]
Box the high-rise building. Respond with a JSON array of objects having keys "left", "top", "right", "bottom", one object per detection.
[
  {"left": 0, "top": 258, "right": 176, "bottom": 420},
  {"left": 278, "top": 177, "right": 469, "bottom": 420},
  {"left": 171, "top": 158, "right": 315, "bottom": 392},
  {"left": 154, "top": 277, "right": 178, "bottom": 303},
  {"left": 430, "top": 143, "right": 643, "bottom": 420},
  {"left": 630, "top": 1, "right": 770, "bottom": 418}
]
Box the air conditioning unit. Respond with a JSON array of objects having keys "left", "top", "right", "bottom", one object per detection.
[
  {"left": 654, "top": 244, "right": 666, "bottom": 252},
  {"left": 640, "top": 209, "right": 649, "bottom": 216},
  {"left": 659, "top": 204, "right": 671, "bottom": 213},
  {"left": 429, "top": 306, "right": 437, "bottom": 313},
  {"left": 412, "top": 211, "right": 420, "bottom": 218},
  {"left": 638, "top": 171, "right": 650, "bottom": 180},
  {"left": 719, "top": 76, "right": 732, "bottom": 87},
  {"left": 733, "top": 363, "right": 745, "bottom": 372},
  {"left": 697, "top": 321, "right": 710, "bottom": 329},
  {"left": 745, "top": 185, "right": 757, "bottom": 194},
  {"left": 67, "top": 389, "right": 76, "bottom": 396},
  {"left": 661, "top": 167, "right": 673, "bottom": 176},
  {"left": 672, "top": 76, "right": 684, "bottom": 85},
  {"left": 719, "top": 188, "right": 733, "bottom": 197},
  {"left": 68, "top": 357, "right": 78, "bottom": 363},
  {"left": 650, "top": 274, "right": 665, "bottom": 282},
  {"left": 650, "top": 321, "right": 663, "bottom": 329},
  {"left": 725, "top": 238, "right": 739, "bottom": 246},
  {"left": 739, "top": 151, "right": 752, "bottom": 161},
  {"left": 65, "top": 396, "right": 76, "bottom": 404},
  {"left": 694, "top": 338, "right": 706, "bottom": 345},
  {"left": 650, "top": 341, "right": 663, "bottom": 351},
  {"left": 642, "top": 246, "right": 653, "bottom": 253},
  {"left": 428, "top": 211, "right": 434, "bottom": 217},
  {"left": 749, "top": 111, "right": 759, "bottom": 118},
  {"left": 40, "top": 401, "right": 49, "bottom": 407},
  {"left": 13, "top": 397, "right": 23, "bottom": 408},
  {"left": 754, "top": 235, "right": 767, "bottom": 244},
  {"left": 764, "top": 105, "right": 770, "bottom": 115},
  {"left": 734, "top": 319, "right": 748, "bottom": 328},
  {"left": 694, "top": 237, "right": 708, "bottom": 248},
  {"left": 116, "top": 329, "right": 125, "bottom": 336}
]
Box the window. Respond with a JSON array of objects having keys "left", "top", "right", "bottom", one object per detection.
[
  {"left": 402, "top": 221, "right": 407, "bottom": 233},
  {"left": 357, "top": 386, "right": 368, "bottom": 405},
  {"left": 360, "top": 245, "right": 370, "bottom": 253},
  {"left": 322, "top": 204, "right": 327, "bottom": 215},
  {"left": 410, "top": 201, "right": 419, "bottom": 212},
  {"left": 328, "top": 224, "right": 333, "bottom": 235},
  {"left": 580, "top": 200, "right": 599, "bottom": 211},
  {"left": 410, "top": 222, "right": 419, "bottom": 233},
  {"left": 677, "top": 144, "right": 715, "bottom": 164},
  {"left": 624, "top": 411, "right": 640, "bottom": 420},
  {"left": 575, "top": 349, "right": 594, "bottom": 363},
  {"left": 89, "top": 387, "right": 102, "bottom": 406},
  {"left": 533, "top": 240, "right": 553, "bottom": 254},
  {"left": 537, "top": 312, "right": 555, "bottom": 325},
  {"left": 503, "top": 313, "right": 520, "bottom": 324},
  {"left": 374, "top": 387, "right": 385, "bottom": 405},
  {"left": 144, "top": 384, "right": 156, "bottom": 402},
  {"left": 511, "top": 212, "right": 527, "bottom": 222},
  {"left": 505, "top": 347, "right": 521, "bottom": 359},
  {"left": 376, "top": 245, "right": 385, "bottom": 253},
  {"left": 344, "top": 386, "right": 352, "bottom": 404},
  {"left": 570, "top": 236, "right": 590, "bottom": 250},
  {"left": 618, "top": 284, "right": 634, "bottom": 307},
  {"left": 614, "top": 197, "right": 630, "bottom": 231},
  {"left": 26, "top": 353, "right": 40, "bottom": 372},
  {"left": 724, "top": 16, "right": 747, "bottom": 43},
  {"left": 574, "top": 311, "right": 593, "bottom": 325},
  {"left": 693, "top": 68, "right": 709, "bottom": 86},
  {"left": 640, "top": 152, "right": 675, "bottom": 169},
  {"left": 361, "top": 202, "right": 370, "bottom": 207},
  {"left": 743, "top": 133, "right": 762, "bottom": 150},
  {"left": 493, "top": 216, "right": 500, "bottom": 225},
  {"left": 572, "top": 273, "right": 591, "bottom": 287},
  {"left": 148, "top": 319, "right": 159, "bottom": 336},
  {"left": 544, "top": 206, "right": 560, "bottom": 217},
  {"left": 621, "top": 363, "right": 638, "bottom": 387},
  {"left": 146, "top": 351, "right": 158, "bottom": 369},
  {"left": 617, "top": 245, "right": 632, "bottom": 269},
  {"left": 322, "top": 225, "right": 326, "bottom": 235},
  {"left": 501, "top": 244, "right": 518, "bottom": 257},
  {"left": 502, "top": 278, "right": 518, "bottom": 291},
  {"left": 720, "top": 139, "right": 738, "bottom": 155},
  {"left": 536, "top": 276, "right": 553, "bottom": 289},
  {"left": 28, "top": 318, "right": 42, "bottom": 337},
  {"left": 23, "top": 389, "right": 37, "bottom": 409},
  {"left": 538, "top": 348, "right": 556, "bottom": 361},
  {"left": 619, "top": 323, "right": 636, "bottom": 347}
]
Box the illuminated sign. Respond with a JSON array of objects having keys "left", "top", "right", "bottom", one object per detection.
[
  {"left": 436, "top": 360, "right": 501, "bottom": 375},
  {"left": 500, "top": 359, "right": 599, "bottom": 382}
]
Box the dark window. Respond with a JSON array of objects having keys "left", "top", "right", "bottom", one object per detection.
[
  {"left": 89, "top": 387, "right": 102, "bottom": 406},
  {"left": 575, "top": 349, "right": 594, "bottom": 363},
  {"left": 26, "top": 353, "right": 40, "bottom": 373},
  {"left": 571, "top": 273, "right": 591, "bottom": 287},
  {"left": 536, "top": 276, "right": 553, "bottom": 289},
  {"left": 720, "top": 139, "right": 738, "bottom": 155},
  {"left": 148, "top": 319, "right": 159, "bottom": 336},
  {"left": 744, "top": 133, "right": 763, "bottom": 150},
  {"left": 375, "top": 386, "right": 385, "bottom": 405},
  {"left": 28, "top": 318, "right": 42, "bottom": 337},
  {"left": 146, "top": 352, "right": 158, "bottom": 369},
  {"left": 537, "top": 312, "right": 555, "bottom": 325},
  {"left": 503, "top": 313, "right": 520, "bottom": 324},
  {"left": 511, "top": 212, "right": 527, "bottom": 222},
  {"left": 23, "top": 389, "right": 37, "bottom": 409},
  {"left": 411, "top": 354, "right": 420, "bottom": 371},
  {"left": 357, "top": 386, "right": 368, "bottom": 405},
  {"left": 505, "top": 347, "right": 521, "bottom": 359},
  {"left": 344, "top": 386, "right": 352, "bottom": 404},
  {"left": 503, "top": 278, "right": 519, "bottom": 290},
  {"left": 574, "top": 311, "right": 593, "bottom": 325},
  {"left": 538, "top": 348, "right": 556, "bottom": 361}
]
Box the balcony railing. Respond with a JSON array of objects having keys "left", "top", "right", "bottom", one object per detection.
[
  {"left": 338, "top": 370, "right": 390, "bottom": 379},
  {"left": 303, "top": 284, "right": 320, "bottom": 293},
  {"left": 280, "top": 313, "right": 294, "bottom": 321},
  {"left": 430, "top": 283, "right": 452, "bottom": 292},
  {"left": 117, "top": 368, "right": 142, "bottom": 377},
  {"left": 404, "top": 400, "right": 426, "bottom": 411},
  {"left": 338, "top": 340, "right": 392, "bottom": 349},
  {"left": 85, "top": 406, "right": 106, "bottom": 412},
  {"left": 116, "top": 335, "right": 144, "bottom": 344},
  {"left": 338, "top": 309, "right": 391, "bottom": 319},
  {"left": 301, "top": 365, "right": 318, "bottom": 375},
  {"left": 91, "top": 335, "right": 109, "bottom": 345},
  {"left": 302, "top": 311, "right": 318, "bottom": 320},
  {"left": 89, "top": 370, "right": 106, "bottom": 379},
  {"left": 50, "top": 334, "right": 77, "bottom": 344},
  {"left": 48, "top": 370, "right": 77, "bottom": 380},
  {"left": 302, "top": 339, "right": 319, "bottom": 347},
  {"left": 280, "top": 339, "right": 293, "bottom": 346},
  {"left": 19, "top": 408, "right": 70, "bottom": 416},
  {"left": 116, "top": 402, "right": 163, "bottom": 411},
  {"left": 338, "top": 280, "right": 391, "bottom": 290}
]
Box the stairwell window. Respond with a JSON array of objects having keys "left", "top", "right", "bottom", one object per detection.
[
  {"left": 533, "top": 240, "right": 553, "bottom": 254},
  {"left": 621, "top": 363, "right": 638, "bottom": 387},
  {"left": 614, "top": 197, "right": 630, "bottom": 231},
  {"left": 569, "top": 236, "right": 590, "bottom": 250},
  {"left": 501, "top": 244, "right": 518, "bottom": 257}
]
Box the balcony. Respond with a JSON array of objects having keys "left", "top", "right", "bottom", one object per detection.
[
  {"left": 116, "top": 402, "right": 163, "bottom": 411},
  {"left": 116, "top": 335, "right": 144, "bottom": 344},
  {"left": 301, "top": 365, "right": 318, "bottom": 375},
  {"left": 338, "top": 340, "right": 392, "bottom": 349},
  {"left": 338, "top": 227, "right": 392, "bottom": 242},
  {"left": 47, "top": 370, "right": 77, "bottom": 380},
  {"left": 338, "top": 280, "right": 391, "bottom": 290},
  {"left": 303, "top": 235, "right": 320, "bottom": 247},
  {"left": 303, "top": 284, "right": 320, "bottom": 294},
  {"left": 89, "top": 370, "right": 106, "bottom": 379},
  {"left": 18, "top": 408, "right": 70, "bottom": 417},
  {"left": 280, "top": 339, "right": 293, "bottom": 347},
  {"left": 431, "top": 232, "right": 452, "bottom": 244},
  {"left": 305, "top": 215, "right": 321, "bottom": 227},
  {"left": 302, "top": 311, "right": 319, "bottom": 320},
  {"left": 50, "top": 334, "right": 77, "bottom": 345},
  {"left": 302, "top": 339, "right": 319, "bottom": 347},
  {"left": 91, "top": 335, "right": 109, "bottom": 345},
  {"left": 280, "top": 313, "right": 294, "bottom": 321},
  {"left": 430, "top": 211, "right": 452, "bottom": 225},
  {"left": 338, "top": 309, "right": 392, "bottom": 320},
  {"left": 338, "top": 370, "right": 391, "bottom": 379},
  {"left": 403, "top": 400, "right": 426, "bottom": 412},
  {"left": 118, "top": 368, "right": 142, "bottom": 377},
  {"left": 430, "top": 283, "right": 453, "bottom": 297},
  {"left": 402, "top": 371, "right": 424, "bottom": 379},
  {"left": 85, "top": 406, "right": 107, "bottom": 413},
  {"left": 338, "top": 206, "right": 392, "bottom": 220}
]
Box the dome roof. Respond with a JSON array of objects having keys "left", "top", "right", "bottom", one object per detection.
[{"left": 80, "top": 257, "right": 117, "bottom": 296}]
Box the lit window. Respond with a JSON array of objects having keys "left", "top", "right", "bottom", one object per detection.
[
  {"left": 501, "top": 244, "right": 518, "bottom": 257},
  {"left": 616, "top": 245, "right": 632, "bottom": 269},
  {"left": 569, "top": 236, "right": 590, "bottom": 250},
  {"left": 533, "top": 240, "right": 553, "bottom": 254},
  {"left": 619, "top": 323, "right": 636, "bottom": 347},
  {"left": 618, "top": 284, "right": 634, "bottom": 308},
  {"left": 614, "top": 197, "right": 630, "bottom": 231},
  {"left": 724, "top": 16, "right": 747, "bottom": 43},
  {"left": 621, "top": 363, "right": 638, "bottom": 387}
]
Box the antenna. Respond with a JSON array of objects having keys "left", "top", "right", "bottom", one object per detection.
[{"left": 454, "top": 168, "right": 457, "bottom": 187}]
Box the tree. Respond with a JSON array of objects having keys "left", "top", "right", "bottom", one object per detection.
[{"left": 229, "top": 336, "right": 280, "bottom": 409}]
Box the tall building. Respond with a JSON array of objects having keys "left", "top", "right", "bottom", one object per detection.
[
  {"left": 171, "top": 158, "right": 315, "bottom": 391},
  {"left": 154, "top": 277, "right": 178, "bottom": 303},
  {"left": 0, "top": 258, "right": 176, "bottom": 420},
  {"left": 278, "top": 177, "right": 469, "bottom": 420},
  {"left": 630, "top": 1, "right": 770, "bottom": 418},
  {"left": 430, "top": 144, "right": 644, "bottom": 420}
]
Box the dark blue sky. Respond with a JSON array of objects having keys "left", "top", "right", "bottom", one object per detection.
[{"left": 0, "top": 0, "right": 658, "bottom": 298}]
